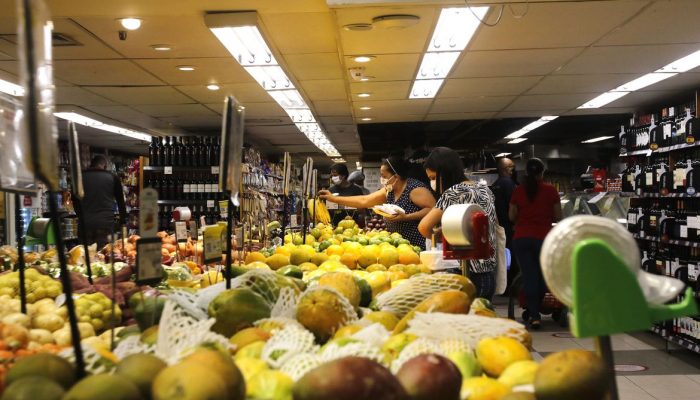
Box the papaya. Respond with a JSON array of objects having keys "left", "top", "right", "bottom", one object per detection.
[
  {"left": 296, "top": 288, "right": 354, "bottom": 343},
  {"left": 354, "top": 277, "right": 372, "bottom": 307},
  {"left": 63, "top": 374, "right": 142, "bottom": 400},
  {"left": 393, "top": 290, "right": 472, "bottom": 334},
  {"left": 208, "top": 288, "right": 271, "bottom": 337},
  {"left": 1, "top": 377, "right": 64, "bottom": 400},
  {"left": 277, "top": 265, "right": 303, "bottom": 279},
  {"left": 318, "top": 272, "right": 361, "bottom": 308}
]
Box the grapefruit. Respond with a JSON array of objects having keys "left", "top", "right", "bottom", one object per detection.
[{"left": 265, "top": 254, "right": 290, "bottom": 270}]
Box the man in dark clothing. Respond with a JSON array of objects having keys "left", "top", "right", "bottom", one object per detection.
[
  {"left": 405, "top": 136, "right": 430, "bottom": 186},
  {"left": 491, "top": 157, "right": 518, "bottom": 292},
  {"left": 348, "top": 170, "right": 370, "bottom": 195},
  {"left": 80, "top": 154, "right": 126, "bottom": 248},
  {"left": 328, "top": 163, "right": 364, "bottom": 226}
]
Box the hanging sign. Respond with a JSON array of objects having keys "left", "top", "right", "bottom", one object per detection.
[
  {"left": 139, "top": 188, "right": 159, "bottom": 238},
  {"left": 135, "top": 238, "right": 164, "bottom": 285},
  {"left": 203, "top": 224, "right": 224, "bottom": 264}
]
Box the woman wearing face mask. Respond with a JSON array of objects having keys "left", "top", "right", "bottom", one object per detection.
[
  {"left": 319, "top": 156, "right": 435, "bottom": 249},
  {"left": 418, "top": 147, "right": 499, "bottom": 300}
]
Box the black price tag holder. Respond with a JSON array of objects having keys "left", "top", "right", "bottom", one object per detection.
[{"left": 135, "top": 237, "right": 165, "bottom": 286}]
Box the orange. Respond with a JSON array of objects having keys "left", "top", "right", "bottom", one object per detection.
[
  {"left": 326, "top": 244, "right": 345, "bottom": 256},
  {"left": 339, "top": 253, "right": 359, "bottom": 269}
]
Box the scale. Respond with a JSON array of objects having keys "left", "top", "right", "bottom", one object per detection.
[
  {"left": 541, "top": 215, "right": 698, "bottom": 400},
  {"left": 439, "top": 203, "right": 494, "bottom": 275}
]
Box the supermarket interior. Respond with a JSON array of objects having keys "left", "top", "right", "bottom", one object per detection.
[{"left": 0, "top": 0, "right": 700, "bottom": 399}]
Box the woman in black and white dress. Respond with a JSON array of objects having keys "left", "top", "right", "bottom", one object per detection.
[{"left": 418, "top": 147, "right": 499, "bottom": 300}]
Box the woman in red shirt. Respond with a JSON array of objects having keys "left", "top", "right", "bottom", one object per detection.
[{"left": 509, "top": 158, "right": 562, "bottom": 329}]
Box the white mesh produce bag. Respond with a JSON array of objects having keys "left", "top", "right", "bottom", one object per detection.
[
  {"left": 114, "top": 334, "right": 154, "bottom": 360},
  {"left": 270, "top": 286, "right": 299, "bottom": 319},
  {"left": 439, "top": 338, "right": 472, "bottom": 354},
  {"left": 319, "top": 340, "right": 384, "bottom": 364},
  {"left": 155, "top": 300, "right": 232, "bottom": 364},
  {"left": 375, "top": 273, "right": 470, "bottom": 318},
  {"left": 350, "top": 323, "right": 391, "bottom": 348},
  {"left": 254, "top": 317, "right": 303, "bottom": 333},
  {"left": 168, "top": 289, "right": 208, "bottom": 320},
  {"left": 405, "top": 312, "right": 530, "bottom": 348},
  {"left": 262, "top": 325, "right": 318, "bottom": 369},
  {"left": 390, "top": 338, "right": 444, "bottom": 373},
  {"left": 279, "top": 352, "right": 323, "bottom": 381},
  {"left": 60, "top": 343, "right": 116, "bottom": 375}
]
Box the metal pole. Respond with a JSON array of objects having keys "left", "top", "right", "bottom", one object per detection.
[
  {"left": 14, "top": 193, "right": 27, "bottom": 314},
  {"left": 48, "top": 191, "right": 85, "bottom": 377},
  {"left": 225, "top": 193, "right": 233, "bottom": 289},
  {"left": 73, "top": 199, "right": 93, "bottom": 284},
  {"left": 594, "top": 335, "right": 619, "bottom": 400}
]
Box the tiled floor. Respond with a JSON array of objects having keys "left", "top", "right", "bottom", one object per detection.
[{"left": 494, "top": 297, "right": 700, "bottom": 399}]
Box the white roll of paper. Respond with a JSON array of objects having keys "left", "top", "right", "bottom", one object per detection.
[{"left": 441, "top": 203, "right": 485, "bottom": 247}]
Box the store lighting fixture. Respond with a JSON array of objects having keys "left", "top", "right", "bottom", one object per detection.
[
  {"left": 359, "top": 106, "right": 372, "bottom": 110},
  {"left": 151, "top": 44, "right": 171, "bottom": 51},
  {"left": 205, "top": 11, "right": 340, "bottom": 158},
  {"left": 354, "top": 56, "right": 374, "bottom": 63},
  {"left": 119, "top": 18, "right": 142, "bottom": 30},
  {"left": 356, "top": 161, "right": 362, "bottom": 170},
  {"left": 504, "top": 116, "right": 558, "bottom": 140},
  {"left": 54, "top": 112, "right": 151, "bottom": 142},
  {"left": 508, "top": 138, "right": 527, "bottom": 144},
  {"left": 581, "top": 136, "right": 614, "bottom": 143},
  {"left": 206, "top": 84, "right": 220, "bottom": 91},
  {"left": 0, "top": 78, "right": 24, "bottom": 97},
  {"left": 361, "top": 117, "right": 372, "bottom": 121},
  {"left": 332, "top": 158, "right": 346, "bottom": 163},
  {"left": 409, "top": 6, "right": 488, "bottom": 99},
  {"left": 357, "top": 93, "right": 371, "bottom": 98},
  {"left": 177, "top": 65, "right": 195, "bottom": 71},
  {"left": 579, "top": 49, "right": 700, "bottom": 109},
  {"left": 360, "top": 76, "right": 373, "bottom": 82},
  {"left": 495, "top": 152, "right": 511, "bottom": 157}
]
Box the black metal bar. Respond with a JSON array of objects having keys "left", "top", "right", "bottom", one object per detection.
[
  {"left": 48, "top": 190, "right": 85, "bottom": 378},
  {"left": 594, "top": 335, "right": 619, "bottom": 400},
  {"left": 73, "top": 199, "right": 93, "bottom": 284},
  {"left": 225, "top": 193, "right": 233, "bottom": 290},
  {"left": 280, "top": 194, "right": 288, "bottom": 238},
  {"left": 109, "top": 229, "right": 117, "bottom": 352},
  {"left": 14, "top": 193, "right": 27, "bottom": 314}
]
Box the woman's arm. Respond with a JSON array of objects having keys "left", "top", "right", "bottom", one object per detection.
[
  {"left": 389, "top": 187, "right": 436, "bottom": 222},
  {"left": 318, "top": 188, "right": 386, "bottom": 209},
  {"left": 509, "top": 203, "right": 518, "bottom": 223},
  {"left": 418, "top": 208, "right": 444, "bottom": 238}
]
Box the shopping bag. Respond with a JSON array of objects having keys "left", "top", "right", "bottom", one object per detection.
[{"left": 495, "top": 225, "right": 507, "bottom": 295}]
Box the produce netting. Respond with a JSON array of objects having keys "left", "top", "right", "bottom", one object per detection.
[
  {"left": 261, "top": 325, "right": 318, "bottom": 369},
  {"left": 60, "top": 343, "right": 116, "bottom": 375},
  {"left": 374, "top": 273, "right": 471, "bottom": 318}
]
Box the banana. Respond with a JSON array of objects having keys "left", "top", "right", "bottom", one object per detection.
[{"left": 308, "top": 199, "right": 330, "bottom": 224}]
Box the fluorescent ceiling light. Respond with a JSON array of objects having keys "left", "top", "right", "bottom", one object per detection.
[
  {"left": 177, "top": 65, "right": 195, "bottom": 71},
  {"left": 416, "top": 52, "right": 461, "bottom": 80},
  {"left": 578, "top": 91, "right": 629, "bottom": 109},
  {"left": 244, "top": 66, "right": 294, "bottom": 91},
  {"left": 206, "top": 12, "right": 340, "bottom": 158},
  {"left": 357, "top": 93, "right": 371, "bottom": 98},
  {"left": 656, "top": 49, "right": 700, "bottom": 73},
  {"left": 359, "top": 106, "right": 372, "bottom": 110},
  {"left": 151, "top": 44, "right": 171, "bottom": 51},
  {"left": 611, "top": 72, "right": 676, "bottom": 92},
  {"left": 428, "top": 7, "right": 488, "bottom": 52},
  {"left": 581, "top": 136, "right": 614, "bottom": 143},
  {"left": 55, "top": 112, "right": 151, "bottom": 142},
  {"left": 206, "top": 84, "right": 220, "bottom": 91},
  {"left": 361, "top": 117, "right": 372, "bottom": 121},
  {"left": 119, "top": 18, "right": 142, "bottom": 30},
  {"left": 356, "top": 161, "right": 362, "bottom": 170},
  {"left": 504, "top": 116, "right": 558, "bottom": 139},
  {"left": 508, "top": 138, "right": 527, "bottom": 144},
  {"left": 495, "top": 152, "right": 511, "bottom": 157},
  {"left": 0, "top": 78, "right": 24, "bottom": 97},
  {"left": 409, "top": 79, "right": 444, "bottom": 99},
  {"left": 332, "top": 158, "right": 346, "bottom": 163},
  {"left": 354, "top": 56, "right": 374, "bottom": 63}
]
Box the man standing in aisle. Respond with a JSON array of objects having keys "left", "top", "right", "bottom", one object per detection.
[
  {"left": 80, "top": 154, "right": 127, "bottom": 248},
  {"left": 328, "top": 163, "right": 365, "bottom": 226},
  {"left": 491, "top": 157, "right": 518, "bottom": 290},
  {"left": 348, "top": 170, "right": 370, "bottom": 195}
]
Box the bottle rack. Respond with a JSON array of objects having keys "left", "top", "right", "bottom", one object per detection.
[{"left": 621, "top": 97, "right": 700, "bottom": 354}]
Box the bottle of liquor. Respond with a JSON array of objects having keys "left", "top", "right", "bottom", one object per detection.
[
  {"left": 191, "top": 137, "right": 200, "bottom": 167},
  {"left": 175, "top": 173, "right": 184, "bottom": 200},
  {"left": 213, "top": 136, "right": 221, "bottom": 167},
  {"left": 619, "top": 125, "right": 628, "bottom": 155},
  {"left": 182, "top": 173, "right": 190, "bottom": 201},
  {"left": 162, "top": 136, "right": 171, "bottom": 166},
  {"left": 156, "top": 137, "right": 165, "bottom": 166},
  {"left": 149, "top": 137, "right": 159, "bottom": 166},
  {"left": 200, "top": 137, "right": 209, "bottom": 167},
  {"left": 649, "top": 114, "right": 661, "bottom": 151},
  {"left": 171, "top": 137, "right": 180, "bottom": 167},
  {"left": 197, "top": 173, "right": 205, "bottom": 200}
]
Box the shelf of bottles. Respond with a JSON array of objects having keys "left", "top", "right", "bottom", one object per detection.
[
  {"left": 620, "top": 98, "right": 700, "bottom": 353},
  {"left": 145, "top": 136, "right": 224, "bottom": 230},
  {"left": 121, "top": 159, "right": 141, "bottom": 233}
]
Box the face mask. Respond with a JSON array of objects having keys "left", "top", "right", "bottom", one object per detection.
[
  {"left": 430, "top": 179, "right": 437, "bottom": 191},
  {"left": 331, "top": 176, "right": 341, "bottom": 185},
  {"left": 381, "top": 176, "right": 395, "bottom": 192}
]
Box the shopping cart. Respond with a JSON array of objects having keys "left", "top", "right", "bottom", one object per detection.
[{"left": 507, "top": 272, "right": 569, "bottom": 327}]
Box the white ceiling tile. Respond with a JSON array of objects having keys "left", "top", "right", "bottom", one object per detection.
[
  {"left": 160, "top": 115, "right": 221, "bottom": 128},
  {"left": 55, "top": 60, "right": 163, "bottom": 86},
  {"left": 601, "top": 90, "right": 679, "bottom": 108},
  {"left": 565, "top": 107, "right": 634, "bottom": 116},
  {"left": 424, "top": 112, "right": 496, "bottom": 121},
  {"left": 345, "top": 54, "right": 421, "bottom": 81},
  {"left": 359, "top": 115, "right": 424, "bottom": 123},
  {"left": 80, "top": 105, "right": 171, "bottom": 130},
  {"left": 134, "top": 58, "right": 253, "bottom": 86},
  {"left": 506, "top": 94, "right": 599, "bottom": 112},
  {"left": 496, "top": 110, "right": 570, "bottom": 119},
  {"left": 262, "top": 12, "right": 338, "bottom": 55},
  {"left": 526, "top": 74, "right": 639, "bottom": 95},
  {"left": 300, "top": 79, "right": 347, "bottom": 101},
  {"left": 637, "top": 72, "right": 700, "bottom": 93},
  {"left": 312, "top": 100, "right": 352, "bottom": 116},
  {"left": 176, "top": 83, "right": 271, "bottom": 104},
  {"left": 353, "top": 99, "right": 432, "bottom": 115},
  {"left": 440, "top": 76, "right": 542, "bottom": 98},
  {"left": 321, "top": 116, "right": 354, "bottom": 125},
  {"left": 452, "top": 48, "right": 582, "bottom": 78},
  {"left": 471, "top": 1, "right": 649, "bottom": 51},
  {"left": 85, "top": 86, "right": 194, "bottom": 105},
  {"left": 349, "top": 81, "right": 411, "bottom": 101},
  {"left": 557, "top": 44, "right": 700, "bottom": 75},
  {"left": 430, "top": 96, "right": 515, "bottom": 114},
  {"left": 55, "top": 86, "right": 116, "bottom": 106},
  {"left": 136, "top": 104, "right": 218, "bottom": 118},
  {"left": 284, "top": 53, "right": 344, "bottom": 81}
]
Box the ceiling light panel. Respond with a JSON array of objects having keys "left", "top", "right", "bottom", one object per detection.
[
  {"left": 206, "top": 12, "right": 340, "bottom": 157},
  {"left": 410, "top": 79, "right": 444, "bottom": 99},
  {"left": 416, "top": 52, "right": 461, "bottom": 80},
  {"left": 504, "top": 116, "right": 558, "bottom": 139},
  {"left": 611, "top": 72, "right": 676, "bottom": 92},
  {"left": 656, "top": 49, "right": 700, "bottom": 73},
  {"left": 55, "top": 112, "right": 150, "bottom": 142},
  {"left": 495, "top": 152, "right": 511, "bottom": 157},
  {"left": 581, "top": 136, "right": 614, "bottom": 143},
  {"left": 0, "top": 79, "right": 24, "bottom": 97},
  {"left": 508, "top": 138, "right": 527, "bottom": 144},
  {"left": 578, "top": 91, "right": 629, "bottom": 109}
]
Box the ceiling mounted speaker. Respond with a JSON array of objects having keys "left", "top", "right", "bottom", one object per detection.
[{"left": 372, "top": 14, "right": 420, "bottom": 30}]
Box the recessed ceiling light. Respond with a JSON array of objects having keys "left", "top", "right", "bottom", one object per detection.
[
  {"left": 354, "top": 56, "right": 374, "bottom": 63},
  {"left": 361, "top": 117, "right": 373, "bottom": 121},
  {"left": 177, "top": 65, "right": 195, "bottom": 71},
  {"left": 359, "top": 106, "right": 372, "bottom": 110},
  {"left": 119, "top": 18, "right": 142, "bottom": 30},
  {"left": 357, "top": 93, "right": 371, "bottom": 98},
  {"left": 151, "top": 44, "right": 171, "bottom": 51},
  {"left": 207, "top": 84, "right": 220, "bottom": 91},
  {"left": 343, "top": 23, "right": 373, "bottom": 31},
  {"left": 372, "top": 14, "right": 420, "bottom": 30}
]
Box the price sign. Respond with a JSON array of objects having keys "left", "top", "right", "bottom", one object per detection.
[
  {"left": 136, "top": 238, "right": 164, "bottom": 285},
  {"left": 290, "top": 215, "right": 297, "bottom": 227},
  {"left": 211, "top": 166, "right": 220, "bottom": 174},
  {"left": 219, "top": 200, "right": 228, "bottom": 219},
  {"left": 139, "top": 188, "right": 158, "bottom": 238},
  {"left": 203, "top": 225, "right": 223, "bottom": 264},
  {"left": 207, "top": 200, "right": 215, "bottom": 208},
  {"left": 175, "top": 221, "right": 187, "bottom": 243},
  {"left": 164, "top": 166, "right": 173, "bottom": 175}
]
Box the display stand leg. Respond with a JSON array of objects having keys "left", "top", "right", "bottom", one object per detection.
[
  {"left": 225, "top": 194, "right": 233, "bottom": 290},
  {"left": 312, "top": 197, "right": 317, "bottom": 228},
  {"left": 594, "top": 335, "right": 619, "bottom": 400},
  {"left": 48, "top": 191, "right": 85, "bottom": 378},
  {"left": 14, "top": 194, "right": 27, "bottom": 314},
  {"left": 460, "top": 259, "right": 469, "bottom": 278},
  {"left": 301, "top": 200, "right": 307, "bottom": 243},
  {"left": 280, "top": 195, "right": 288, "bottom": 238},
  {"left": 109, "top": 230, "right": 117, "bottom": 352},
  {"left": 73, "top": 199, "right": 93, "bottom": 284}
]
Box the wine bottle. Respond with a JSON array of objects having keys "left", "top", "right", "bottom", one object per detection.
[
  {"left": 213, "top": 136, "right": 221, "bottom": 167},
  {"left": 149, "top": 137, "right": 158, "bottom": 166},
  {"left": 171, "top": 137, "right": 180, "bottom": 167},
  {"left": 197, "top": 173, "right": 205, "bottom": 200},
  {"left": 200, "top": 137, "right": 209, "bottom": 167}
]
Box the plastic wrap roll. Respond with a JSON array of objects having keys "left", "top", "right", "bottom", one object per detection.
[{"left": 441, "top": 203, "right": 484, "bottom": 246}]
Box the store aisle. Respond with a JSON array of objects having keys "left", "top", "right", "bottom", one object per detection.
[{"left": 494, "top": 297, "right": 700, "bottom": 400}]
